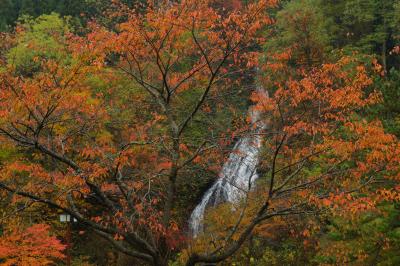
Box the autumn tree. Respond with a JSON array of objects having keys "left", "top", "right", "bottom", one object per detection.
[
  {"left": 0, "top": 223, "right": 66, "bottom": 266},
  {"left": 0, "top": 0, "right": 278, "bottom": 265},
  {"left": 182, "top": 55, "right": 400, "bottom": 265}
]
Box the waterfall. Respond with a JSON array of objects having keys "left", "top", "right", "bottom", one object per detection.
[{"left": 189, "top": 98, "right": 265, "bottom": 236}]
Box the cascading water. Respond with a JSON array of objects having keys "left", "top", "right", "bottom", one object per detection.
[{"left": 189, "top": 93, "right": 266, "bottom": 236}]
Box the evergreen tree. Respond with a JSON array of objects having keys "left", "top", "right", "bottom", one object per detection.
[{"left": 322, "top": 0, "right": 400, "bottom": 71}]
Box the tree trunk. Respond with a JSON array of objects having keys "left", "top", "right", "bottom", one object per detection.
[{"left": 382, "top": 38, "right": 387, "bottom": 74}]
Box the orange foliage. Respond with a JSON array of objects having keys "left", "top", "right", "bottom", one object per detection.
[
  {"left": 251, "top": 55, "right": 400, "bottom": 217},
  {"left": 0, "top": 0, "right": 399, "bottom": 264},
  {"left": 0, "top": 224, "right": 66, "bottom": 266},
  {"left": 0, "top": 1, "right": 280, "bottom": 263}
]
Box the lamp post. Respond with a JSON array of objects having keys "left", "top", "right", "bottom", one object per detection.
[{"left": 60, "top": 214, "right": 77, "bottom": 266}]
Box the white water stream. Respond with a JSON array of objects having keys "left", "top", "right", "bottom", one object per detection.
[{"left": 189, "top": 95, "right": 265, "bottom": 236}]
